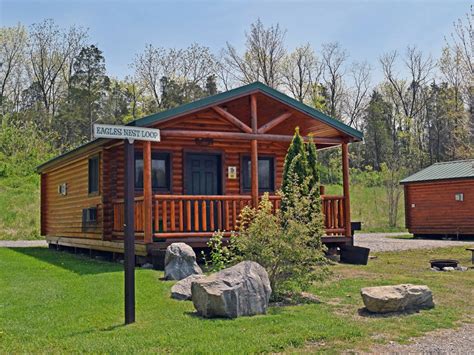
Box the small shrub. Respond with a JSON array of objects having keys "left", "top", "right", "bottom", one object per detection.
[
  {"left": 235, "top": 192, "right": 328, "bottom": 300},
  {"left": 202, "top": 230, "right": 237, "bottom": 272}
]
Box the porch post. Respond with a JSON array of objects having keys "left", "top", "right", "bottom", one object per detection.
[
  {"left": 250, "top": 94, "right": 259, "bottom": 207},
  {"left": 341, "top": 142, "right": 351, "bottom": 237},
  {"left": 143, "top": 141, "right": 153, "bottom": 243}
]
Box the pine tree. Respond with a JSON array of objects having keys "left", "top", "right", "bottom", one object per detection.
[
  {"left": 280, "top": 128, "right": 324, "bottom": 246},
  {"left": 306, "top": 135, "right": 320, "bottom": 188},
  {"left": 282, "top": 127, "right": 308, "bottom": 192}
]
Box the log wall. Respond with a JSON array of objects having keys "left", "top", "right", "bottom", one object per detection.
[
  {"left": 404, "top": 178, "right": 474, "bottom": 235},
  {"left": 41, "top": 149, "right": 104, "bottom": 239}
]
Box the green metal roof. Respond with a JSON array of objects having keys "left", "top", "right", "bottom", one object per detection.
[
  {"left": 400, "top": 159, "right": 474, "bottom": 184},
  {"left": 37, "top": 81, "right": 363, "bottom": 172}
]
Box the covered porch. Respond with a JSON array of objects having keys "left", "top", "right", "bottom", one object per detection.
[{"left": 104, "top": 85, "right": 359, "bottom": 248}]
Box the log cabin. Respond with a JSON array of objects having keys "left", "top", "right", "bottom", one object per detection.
[
  {"left": 37, "top": 82, "right": 363, "bottom": 259},
  {"left": 401, "top": 159, "right": 474, "bottom": 237}
]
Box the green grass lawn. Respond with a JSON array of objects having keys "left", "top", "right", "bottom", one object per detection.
[
  {"left": 0, "top": 175, "right": 40, "bottom": 240},
  {"left": 1, "top": 246, "right": 472, "bottom": 353}
]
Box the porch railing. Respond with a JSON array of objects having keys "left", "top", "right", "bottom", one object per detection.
[{"left": 112, "top": 194, "right": 345, "bottom": 239}]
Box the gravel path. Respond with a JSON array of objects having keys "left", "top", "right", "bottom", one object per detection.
[
  {"left": 354, "top": 233, "right": 474, "bottom": 252},
  {"left": 0, "top": 240, "right": 47, "bottom": 248},
  {"left": 369, "top": 323, "right": 474, "bottom": 354}
]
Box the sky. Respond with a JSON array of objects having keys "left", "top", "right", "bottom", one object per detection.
[{"left": 1, "top": 0, "right": 471, "bottom": 82}]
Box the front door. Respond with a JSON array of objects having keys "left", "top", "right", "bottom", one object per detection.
[
  {"left": 184, "top": 153, "right": 221, "bottom": 195},
  {"left": 184, "top": 153, "right": 222, "bottom": 231}
]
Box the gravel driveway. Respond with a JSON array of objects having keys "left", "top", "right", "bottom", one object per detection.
[
  {"left": 354, "top": 233, "right": 474, "bottom": 252},
  {"left": 369, "top": 323, "right": 474, "bottom": 354}
]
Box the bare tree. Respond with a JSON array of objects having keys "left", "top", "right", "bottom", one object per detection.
[
  {"left": 61, "top": 26, "right": 88, "bottom": 90},
  {"left": 132, "top": 44, "right": 167, "bottom": 108},
  {"left": 133, "top": 43, "right": 217, "bottom": 109},
  {"left": 380, "top": 46, "right": 435, "bottom": 120},
  {"left": 223, "top": 19, "right": 286, "bottom": 88},
  {"left": 215, "top": 50, "right": 235, "bottom": 91},
  {"left": 281, "top": 44, "right": 322, "bottom": 102},
  {"left": 448, "top": 6, "right": 473, "bottom": 80},
  {"left": 0, "top": 24, "right": 27, "bottom": 109},
  {"left": 27, "top": 19, "right": 88, "bottom": 119},
  {"left": 321, "top": 42, "right": 348, "bottom": 118},
  {"left": 443, "top": 6, "right": 473, "bottom": 116},
  {"left": 178, "top": 43, "right": 217, "bottom": 98},
  {"left": 342, "top": 61, "right": 371, "bottom": 128}
]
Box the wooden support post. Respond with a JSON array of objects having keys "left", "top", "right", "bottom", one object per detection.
[
  {"left": 250, "top": 94, "right": 259, "bottom": 207},
  {"left": 124, "top": 140, "right": 135, "bottom": 325},
  {"left": 341, "top": 143, "right": 351, "bottom": 237},
  {"left": 143, "top": 141, "right": 152, "bottom": 243}
]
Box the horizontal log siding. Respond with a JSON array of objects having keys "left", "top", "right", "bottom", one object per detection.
[
  {"left": 104, "top": 138, "right": 287, "bottom": 239},
  {"left": 405, "top": 179, "right": 474, "bottom": 235},
  {"left": 42, "top": 150, "right": 103, "bottom": 239}
]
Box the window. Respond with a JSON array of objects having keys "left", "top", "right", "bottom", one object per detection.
[
  {"left": 88, "top": 156, "right": 99, "bottom": 194},
  {"left": 455, "top": 193, "right": 464, "bottom": 201},
  {"left": 242, "top": 156, "right": 275, "bottom": 192},
  {"left": 135, "top": 151, "right": 171, "bottom": 191},
  {"left": 82, "top": 207, "right": 98, "bottom": 231}
]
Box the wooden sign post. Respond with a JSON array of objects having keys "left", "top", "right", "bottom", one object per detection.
[{"left": 93, "top": 124, "right": 160, "bottom": 325}]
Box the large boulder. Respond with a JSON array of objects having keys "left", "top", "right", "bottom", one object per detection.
[
  {"left": 164, "top": 243, "right": 202, "bottom": 280},
  {"left": 171, "top": 274, "right": 205, "bottom": 301},
  {"left": 191, "top": 261, "right": 272, "bottom": 318},
  {"left": 361, "top": 284, "right": 434, "bottom": 313}
]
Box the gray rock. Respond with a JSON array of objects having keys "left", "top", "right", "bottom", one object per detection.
[
  {"left": 430, "top": 267, "right": 441, "bottom": 272},
  {"left": 164, "top": 243, "right": 202, "bottom": 280},
  {"left": 443, "top": 267, "right": 455, "bottom": 271},
  {"left": 171, "top": 274, "right": 206, "bottom": 300},
  {"left": 141, "top": 263, "right": 154, "bottom": 269},
  {"left": 191, "top": 261, "right": 271, "bottom": 318},
  {"left": 455, "top": 266, "right": 468, "bottom": 271},
  {"left": 361, "top": 284, "right": 434, "bottom": 313}
]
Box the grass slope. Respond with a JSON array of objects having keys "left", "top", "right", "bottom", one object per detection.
[
  {"left": 1, "top": 246, "right": 472, "bottom": 353},
  {"left": 0, "top": 176, "right": 40, "bottom": 240},
  {"left": 325, "top": 184, "right": 406, "bottom": 232}
]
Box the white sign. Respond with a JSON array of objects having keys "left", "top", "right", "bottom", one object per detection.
[
  {"left": 93, "top": 124, "right": 160, "bottom": 143},
  {"left": 228, "top": 166, "right": 237, "bottom": 179}
]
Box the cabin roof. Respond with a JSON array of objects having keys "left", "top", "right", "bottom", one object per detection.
[
  {"left": 400, "top": 159, "right": 474, "bottom": 184},
  {"left": 37, "top": 81, "right": 363, "bottom": 172},
  {"left": 128, "top": 82, "right": 363, "bottom": 140}
]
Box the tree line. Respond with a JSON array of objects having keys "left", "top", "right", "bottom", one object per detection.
[{"left": 1, "top": 10, "right": 473, "bottom": 220}]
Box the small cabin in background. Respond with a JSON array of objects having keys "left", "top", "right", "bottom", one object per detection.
[
  {"left": 37, "top": 82, "right": 363, "bottom": 260},
  {"left": 401, "top": 159, "right": 474, "bottom": 238}
]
